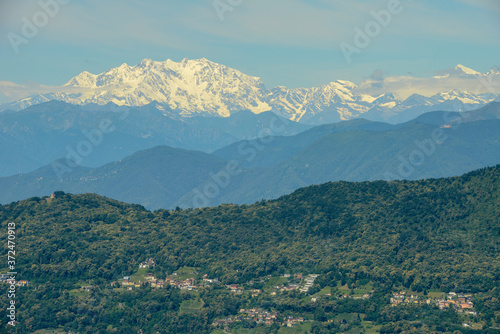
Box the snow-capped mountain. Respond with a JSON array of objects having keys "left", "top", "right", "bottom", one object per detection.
[
  {"left": 63, "top": 58, "right": 271, "bottom": 117},
  {"left": 2, "top": 59, "right": 500, "bottom": 124}
]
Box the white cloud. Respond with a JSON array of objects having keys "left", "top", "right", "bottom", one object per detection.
[
  {"left": 356, "top": 66, "right": 500, "bottom": 99},
  {"left": 0, "top": 80, "right": 83, "bottom": 102}
]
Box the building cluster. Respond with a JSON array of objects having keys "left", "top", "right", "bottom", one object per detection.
[
  {"left": 300, "top": 274, "right": 318, "bottom": 292},
  {"left": 226, "top": 273, "right": 320, "bottom": 297},
  {"left": 212, "top": 308, "right": 307, "bottom": 330},
  {"left": 138, "top": 258, "right": 156, "bottom": 269},
  {"left": 283, "top": 315, "right": 306, "bottom": 328},
  {"left": 113, "top": 272, "right": 219, "bottom": 291},
  {"left": 212, "top": 308, "right": 280, "bottom": 329},
  {"left": 437, "top": 292, "right": 476, "bottom": 315},
  {"left": 390, "top": 291, "right": 476, "bottom": 315}
]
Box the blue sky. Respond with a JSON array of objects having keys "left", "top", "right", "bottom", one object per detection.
[{"left": 0, "top": 0, "right": 499, "bottom": 103}]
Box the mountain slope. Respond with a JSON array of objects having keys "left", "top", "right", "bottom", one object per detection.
[
  {"left": 0, "top": 146, "right": 230, "bottom": 209},
  {"left": 2, "top": 105, "right": 500, "bottom": 210},
  {"left": 2, "top": 165, "right": 499, "bottom": 287},
  {"left": 207, "top": 119, "right": 500, "bottom": 206},
  {"left": 0, "top": 101, "right": 309, "bottom": 177},
  {"left": 0, "top": 166, "right": 499, "bottom": 332},
  {"left": 214, "top": 102, "right": 500, "bottom": 170},
  {"left": 213, "top": 118, "right": 395, "bottom": 169}
]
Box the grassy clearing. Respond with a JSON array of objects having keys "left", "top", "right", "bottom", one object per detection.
[
  {"left": 313, "top": 286, "right": 333, "bottom": 297},
  {"left": 171, "top": 266, "right": 200, "bottom": 280},
  {"left": 232, "top": 327, "right": 268, "bottom": 334},
  {"left": 179, "top": 299, "right": 204, "bottom": 315},
  {"left": 68, "top": 289, "right": 87, "bottom": 297},
  {"left": 361, "top": 321, "right": 382, "bottom": 334},
  {"left": 278, "top": 322, "right": 312, "bottom": 333},
  {"left": 263, "top": 276, "right": 290, "bottom": 292},
  {"left": 335, "top": 282, "right": 374, "bottom": 298},
  {"left": 31, "top": 328, "right": 66, "bottom": 334},
  {"left": 426, "top": 291, "right": 446, "bottom": 298},
  {"left": 129, "top": 267, "right": 149, "bottom": 282},
  {"left": 335, "top": 313, "right": 361, "bottom": 322}
]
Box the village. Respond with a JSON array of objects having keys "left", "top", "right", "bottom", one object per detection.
[
  {"left": 111, "top": 260, "right": 323, "bottom": 298},
  {"left": 391, "top": 290, "right": 477, "bottom": 315},
  {"left": 103, "top": 259, "right": 378, "bottom": 308},
  {"left": 212, "top": 308, "right": 307, "bottom": 330},
  {"left": 61, "top": 258, "right": 481, "bottom": 332}
]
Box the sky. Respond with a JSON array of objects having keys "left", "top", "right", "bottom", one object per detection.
[{"left": 0, "top": 0, "right": 499, "bottom": 104}]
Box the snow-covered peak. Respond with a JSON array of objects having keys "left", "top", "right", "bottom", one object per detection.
[
  {"left": 370, "top": 93, "right": 398, "bottom": 105},
  {"left": 58, "top": 58, "right": 271, "bottom": 116},
  {"left": 64, "top": 71, "right": 98, "bottom": 87},
  {"left": 334, "top": 80, "right": 358, "bottom": 90},
  {"left": 454, "top": 64, "right": 482, "bottom": 76},
  {"left": 431, "top": 89, "right": 490, "bottom": 105}
]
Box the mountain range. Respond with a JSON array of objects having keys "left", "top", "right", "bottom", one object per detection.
[
  {"left": 1, "top": 102, "right": 499, "bottom": 210},
  {"left": 0, "top": 101, "right": 309, "bottom": 177},
  {"left": 2, "top": 58, "right": 499, "bottom": 124}
]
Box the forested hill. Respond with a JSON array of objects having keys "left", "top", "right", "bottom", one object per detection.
[
  {"left": 2, "top": 165, "right": 499, "bottom": 288},
  {"left": 0, "top": 166, "right": 499, "bottom": 332}
]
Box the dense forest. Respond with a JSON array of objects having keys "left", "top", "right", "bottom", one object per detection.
[{"left": 0, "top": 165, "right": 499, "bottom": 333}]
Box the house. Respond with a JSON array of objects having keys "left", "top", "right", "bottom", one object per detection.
[{"left": 139, "top": 258, "right": 156, "bottom": 269}]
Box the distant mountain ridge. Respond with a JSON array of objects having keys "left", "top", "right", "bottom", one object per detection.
[
  {"left": 2, "top": 103, "right": 500, "bottom": 210},
  {"left": 0, "top": 101, "right": 309, "bottom": 177},
  {"left": 2, "top": 59, "right": 499, "bottom": 124}
]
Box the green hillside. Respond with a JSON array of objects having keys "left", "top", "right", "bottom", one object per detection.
[{"left": 0, "top": 166, "right": 499, "bottom": 333}]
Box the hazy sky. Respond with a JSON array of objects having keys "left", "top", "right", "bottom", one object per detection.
[{"left": 0, "top": 0, "right": 499, "bottom": 103}]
